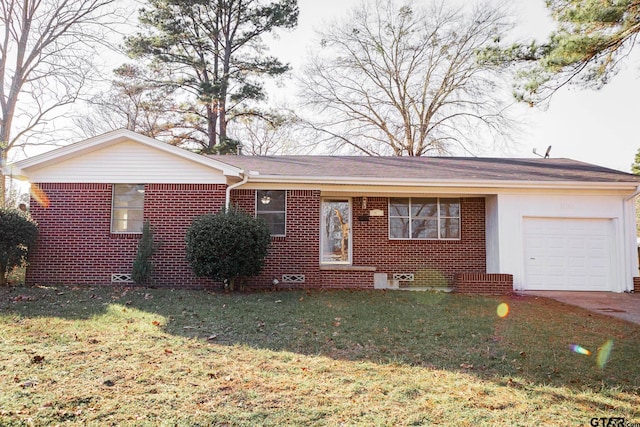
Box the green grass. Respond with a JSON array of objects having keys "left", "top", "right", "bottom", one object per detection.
[{"left": 1, "top": 286, "right": 639, "bottom": 426}]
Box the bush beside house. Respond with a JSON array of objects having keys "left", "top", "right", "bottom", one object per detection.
[
  {"left": 0, "top": 208, "right": 38, "bottom": 286},
  {"left": 185, "top": 209, "right": 271, "bottom": 290}
]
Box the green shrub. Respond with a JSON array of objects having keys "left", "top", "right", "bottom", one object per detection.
[
  {"left": 0, "top": 208, "right": 38, "bottom": 286},
  {"left": 132, "top": 220, "right": 160, "bottom": 284},
  {"left": 185, "top": 208, "right": 271, "bottom": 290}
]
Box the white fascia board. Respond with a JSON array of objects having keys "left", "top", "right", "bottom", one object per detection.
[
  {"left": 2, "top": 165, "right": 27, "bottom": 181},
  {"left": 245, "top": 175, "right": 640, "bottom": 191},
  {"left": 8, "top": 129, "right": 243, "bottom": 178}
]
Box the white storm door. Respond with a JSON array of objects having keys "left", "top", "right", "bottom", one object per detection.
[{"left": 321, "top": 199, "right": 351, "bottom": 264}]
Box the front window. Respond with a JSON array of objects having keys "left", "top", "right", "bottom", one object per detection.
[
  {"left": 321, "top": 199, "right": 351, "bottom": 264},
  {"left": 111, "top": 184, "right": 144, "bottom": 233},
  {"left": 256, "top": 190, "right": 286, "bottom": 236},
  {"left": 389, "top": 197, "right": 460, "bottom": 239}
]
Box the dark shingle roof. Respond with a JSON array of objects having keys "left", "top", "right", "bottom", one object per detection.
[{"left": 207, "top": 155, "right": 640, "bottom": 183}]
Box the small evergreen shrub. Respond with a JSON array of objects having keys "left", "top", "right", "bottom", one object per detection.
[
  {"left": 0, "top": 208, "right": 38, "bottom": 286},
  {"left": 132, "top": 220, "right": 160, "bottom": 284},
  {"left": 185, "top": 208, "right": 271, "bottom": 290}
]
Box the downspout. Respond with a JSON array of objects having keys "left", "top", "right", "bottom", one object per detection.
[
  {"left": 623, "top": 185, "right": 640, "bottom": 291},
  {"left": 226, "top": 171, "right": 249, "bottom": 210},
  {"left": 624, "top": 185, "right": 640, "bottom": 202}
]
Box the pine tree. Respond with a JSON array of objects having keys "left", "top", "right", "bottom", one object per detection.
[
  {"left": 483, "top": 1, "right": 640, "bottom": 105},
  {"left": 632, "top": 148, "right": 640, "bottom": 175},
  {"left": 125, "top": 0, "right": 298, "bottom": 153}
]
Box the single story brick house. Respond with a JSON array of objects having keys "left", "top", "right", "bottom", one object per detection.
[{"left": 6, "top": 129, "right": 640, "bottom": 293}]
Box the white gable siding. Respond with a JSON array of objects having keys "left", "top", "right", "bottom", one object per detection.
[{"left": 22, "top": 141, "right": 227, "bottom": 184}]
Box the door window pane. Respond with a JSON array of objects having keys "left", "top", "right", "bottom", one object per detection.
[{"left": 322, "top": 200, "right": 351, "bottom": 263}]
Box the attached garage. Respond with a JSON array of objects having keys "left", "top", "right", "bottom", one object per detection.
[{"left": 523, "top": 217, "right": 614, "bottom": 291}]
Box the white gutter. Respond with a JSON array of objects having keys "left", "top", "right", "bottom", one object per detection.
[
  {"left": 225, "top": 171, "right": 249, "bottom": 210},
  {"left": 243, "top": 175, "right": 640, "bottom": 191}
]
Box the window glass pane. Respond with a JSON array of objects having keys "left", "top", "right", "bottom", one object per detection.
[
  {"left": 389, "top": 217, "right": 409, "bottom": 239},
  {"left": 412, "top": 219, "right": 437, "bottom": 239},
  {"left": 257, "top": 190, "right": 285, "bottom": 212},
  {"left": 256, "top": 190, "right": 286, "bottom": 235},
  {"left": 440, "top": 199, "right": 460, "bottom": 217},
  {"left": 322, "top": 200, "right": 350, "bottom": 263},
  {"left": 440, "top": 217, "right": 460, "bottom": 239},
  {"left": 389, "top": 198, "right": 409, "bottom": 217},
  {"left": 388, "top": 197, "right": 461, "bottom": 240},
  {"left": 113, "top": 184, "right": 144, "bottom": 208},
  {"left": 112, "top": 184, "right": 144, "bottom": 233},
  {"left": 112, "top": 209, "right": 144, "bottom": 233},
  {"left": 411, "top": 198, "right": 437, "bottom": 218},
  {"left": 257, "top": 212, "right": 285, "bottom": 236}
]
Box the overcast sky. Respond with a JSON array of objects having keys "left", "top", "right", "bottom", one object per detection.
[{"left": 266, "top": 0, "right": 639, "bottom": 173}]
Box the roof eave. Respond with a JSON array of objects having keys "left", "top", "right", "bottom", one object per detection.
[{"left": 243, "top": 175, "right": 640, "bottom": 190}]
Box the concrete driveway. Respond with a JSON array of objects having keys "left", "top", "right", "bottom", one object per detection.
[{"left": 520, "top": 291, "right": 640, "bottom": 325}]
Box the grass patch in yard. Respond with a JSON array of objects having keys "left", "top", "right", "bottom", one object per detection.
[{"left": 1, "top": 286, "right": 639, "bottom": 425}]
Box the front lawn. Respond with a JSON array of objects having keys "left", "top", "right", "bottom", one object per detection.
[{"left": 1, "top": 286, "right": 639, "bottom": 426}]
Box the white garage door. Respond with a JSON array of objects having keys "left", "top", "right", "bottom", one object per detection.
[{"left": 523, "top": 218, "right": 613, "bottom": 291}]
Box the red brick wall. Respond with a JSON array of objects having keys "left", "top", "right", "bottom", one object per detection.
[
  {"left": 634, "top": 277, "right": 640, "bottom": 293},
  {"left": 352, "top": 196, "right": 485, "bottom": 286},
  {"left": 233, "top": 189, "right": 323, "bottom": 288},
  {"left": 453, "top": 273, "right": 513, "bottom": 295},
  {"left": 233, "top": 192, "right": 486, "bottom": 289},
  {"left": 27, "top": 185, "right": 488, "bottom": 290},
  {"left": 27, "top": 183, "right": 226, "bottom": 288}
]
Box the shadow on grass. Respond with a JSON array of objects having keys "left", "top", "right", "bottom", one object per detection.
[{"left": 2, "top": 284, "right": 640, "bottom": 395}]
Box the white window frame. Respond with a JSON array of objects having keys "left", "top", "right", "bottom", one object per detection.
[
  {"left": 388, "top": 197, "right": 461, "bottom": 240},
  {"left": 256, "top": 190, "right": 286, "bottom": 237},
  {"left": 111, "top": 184, "right": 145, "bottom": 234},
  {"left": 320, "top": 198, "right": 352, "bottom": 265}
]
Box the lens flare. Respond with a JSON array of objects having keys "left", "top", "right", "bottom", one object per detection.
[
  {"left": 596, "top": 339, "right": 614, "bottom": 369},
  {"left": 569, "top": 344, "right": 591, "bottom": 356},
  {"left": 496, "top": 303, "right": 509, "bottom": 318},
  {"left": 30, "top": 184, "right": 50, "bottom": 208}
]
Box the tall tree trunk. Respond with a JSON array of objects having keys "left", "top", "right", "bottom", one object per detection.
[
  {"left": 0, "top": 163, "right": 5, "bottom": 206},
  {"left": 207, "top": 104, "right": 218, "bottom": 152},
  {"left": 0, "top": 122, "right": 10, "bottom": 205}
]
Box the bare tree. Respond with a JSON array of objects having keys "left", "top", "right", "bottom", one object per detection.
[
  {"left": 232, "top": 111, "right": 302, "bottom": 155},
  {"left": 298, "top": 0, "right": 515, "bottom": 156},
  {"left": 0, "top": 0, "right": 123, "bottom": 201},
  {"left": 75, "top": 64, "right": 195, "bottom": 146}
]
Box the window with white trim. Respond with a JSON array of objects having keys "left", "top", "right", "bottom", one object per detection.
[
  {"left": 111, "top": 184, "right": 144, "bottom": 233},
  {"left": 256, "top": 190, "right": 286, "bottom": 236},
  {"left": 389, "top": 197, "right": 460, "bottom": 239}
]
